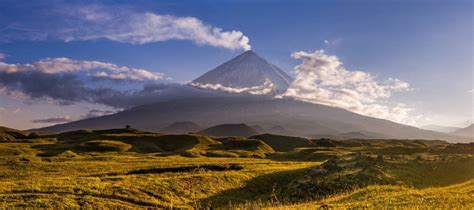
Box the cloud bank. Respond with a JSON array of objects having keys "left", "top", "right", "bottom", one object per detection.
[
  {"left": 1, "top": 4, "right": 251, "bottom": 51},
  {"left": 278, "top": 50, "right": 413, "bottom": 124},
  {"left": 0, "top": 57, "right": 166, "bottom": 107},
  {"left": 0, "top": 57, "right": 164, "bottom": 81}
]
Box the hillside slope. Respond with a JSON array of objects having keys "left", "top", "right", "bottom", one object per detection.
[
  {"left": 159, "top": 122, "right": 201, "bottom": 133},
  {"left": 0, "top": 126, "right": 28, "bottom": 141},
  {"left": 268, "top": 180, "right": 474, "bottom": 209},
  {"left": 451, "top": 124, "right": 473, "bottom": 137}
]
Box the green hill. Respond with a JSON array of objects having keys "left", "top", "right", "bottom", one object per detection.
[
  {"left": 31, "top": 128, "right": 275, "bottom": 158},
  {"left": 0, "top": 126, "right": 28, "bottom": 141},
  {"left": 251, "top": 134, "right": 313, "bottom": 152}
]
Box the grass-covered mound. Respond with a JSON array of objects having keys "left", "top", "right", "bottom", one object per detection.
[
  {"left": 55, "top": 150, "right": 80, "bottom": 158},
  {"left": 221, "top": 138, "right": 274, "bottom": 152},
  {"left": 280, "top": 154, "right": 474, "bottom": 202},
  {"left": 205, "top": 137, "right": 275, "bottom": 158},
  {"left": 270, "top": 147, "right": 350, "bottom": 161},
  {"left": 27, "top": 128, "right": 456, "bottom": 159},
  {"left": 32, "top": 128, "right": 279, "bottom": 158},
  {"left": 77, "top": 140, "right": 132, "bottom": 152},
  {"left": 251, "top": 134, "right": 313, "bottom": 152},
  {"left": 32, "top": 128, "right": 219, "bottom": 155},
  {"left": 0, "top": 126, "right": 28, "bottom": 141},
  {"left": 108, "top": 134, "right": 218, "bottom": 153}
]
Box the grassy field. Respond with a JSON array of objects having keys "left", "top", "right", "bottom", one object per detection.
[
  {"left": 0, "top": 154, "right": 317, "bottom": 208},
  {"left": 0, "top": 128, "right": 472, "bottom": 208},
  {"left": 261, "top": 180, "right": 474, "bottom": 209}
]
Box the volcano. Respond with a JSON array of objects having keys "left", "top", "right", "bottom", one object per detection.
[
  {"left": 191, "top": 50, "right": 292, "bottom": 93},
  {"left": 31, "top": 51, "right": 468, "bottom": 143}
]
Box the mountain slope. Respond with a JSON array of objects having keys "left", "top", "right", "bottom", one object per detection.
[
  {"left": 451, "top": 124, "right": 474, "bottom": 137},
  {"left": 198, "top": 123, "right": 260, "bottom": 137},
  {"left": 191, "top": 50, "right": 292, "bottom": 93},
  {"left": 32, "top": 96, "right": 465, "bottom": 142},
  {"left": 159, "top": 122, "right": 201, "bottom": 133}
]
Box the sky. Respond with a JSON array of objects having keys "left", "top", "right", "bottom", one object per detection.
[{"left": 0, "top": 0, "right": 472, "bottom": 130}]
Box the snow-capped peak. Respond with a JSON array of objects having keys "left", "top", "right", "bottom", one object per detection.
[{"left": 191, "top": 50, "right": 292, "bottom": 94}]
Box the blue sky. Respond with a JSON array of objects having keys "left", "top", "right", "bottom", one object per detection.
[{"left": 0, "top": 0, "right": 472, "bottom": 129}]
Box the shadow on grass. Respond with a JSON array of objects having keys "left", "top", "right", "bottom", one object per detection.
[{"left": 197, "top": 166, "right": 312, "bottom": 208}]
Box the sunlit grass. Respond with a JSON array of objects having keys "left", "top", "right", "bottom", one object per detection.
[{"left": 0, "top": 128, "right": 472, "bottom": 208}]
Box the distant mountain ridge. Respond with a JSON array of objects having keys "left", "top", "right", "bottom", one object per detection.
[{"left": 421, "top": 125, "right": 461, "bottom": 133}]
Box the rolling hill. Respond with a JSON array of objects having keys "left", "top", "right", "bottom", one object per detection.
[{"left": 0, "top": 126, "right": 28, "bottom": 141}]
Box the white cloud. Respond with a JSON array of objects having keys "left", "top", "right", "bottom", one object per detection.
[
  {"left": 468, "top": 89, "right": 474, "bottom": 94},
  {"left": 190, "top": 79, "right": 274, "bottom": 95},
  {"left": 67, "top": 12, "right": 251, "bottom": 50},
  {"left": 0, "top": 53, "right": 5, "bottom": 61},
  {"left": 278, "top": 50, "right": 415, "bottom": 124},
  {"left": 0, "top": 57, "right": 164, "bottom": 81},
  {"left": 3, "top": 4, "right": 251, "bottom": 51}
]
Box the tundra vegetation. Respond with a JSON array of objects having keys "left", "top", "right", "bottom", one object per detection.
[{"left": 0, "top": 126, "right": 472, "bottom": 208}]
